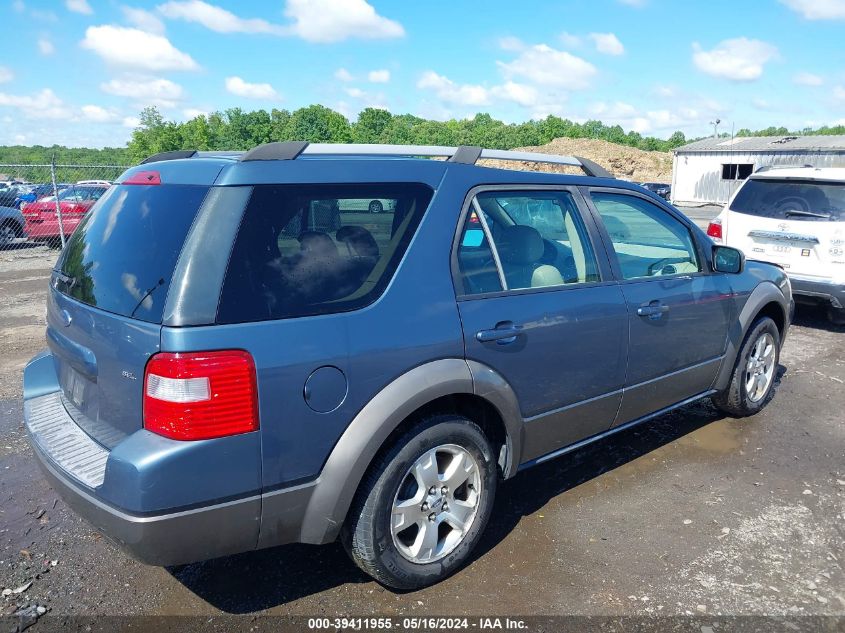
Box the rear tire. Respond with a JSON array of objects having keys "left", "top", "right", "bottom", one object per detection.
[
  {"left": 368, "top": 200, "right": 383, "bottom": 214},
  {"left": 0, "top": 221, "right": 20, "bottom": 247},
  {"left": 827, "top": 306, "right": 845, "bottom": 326},
  {"left": 713, "top": 316, "right": 780, "bottom": 417},
  {"left": 341, "top": 414, "right": 497, "bottom": 590}
]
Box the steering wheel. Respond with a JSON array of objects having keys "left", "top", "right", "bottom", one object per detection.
[{"left": 647, "top": 257, "right": 683, "bottom": 276}]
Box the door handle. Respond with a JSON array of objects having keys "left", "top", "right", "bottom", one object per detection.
[
  {"left": 476, "top": 322, "right": 523, "bottom": 344},
  {"left": 637, "top": 301, "right": 669, "bottom": 320}
]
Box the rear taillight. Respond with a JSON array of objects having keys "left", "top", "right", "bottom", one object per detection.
[
  {"left": 143, "top": 350, "right": 258, "bottom": 441},
  {"left": 707, "top": 220, "right": 723, "bottom": 241}
]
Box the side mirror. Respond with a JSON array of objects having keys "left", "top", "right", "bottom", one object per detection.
[{"left": 712, "top": 245, "right": 744, "bottom": 274}]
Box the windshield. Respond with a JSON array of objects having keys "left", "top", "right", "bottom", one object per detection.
[
  {"left": 53, "top": 184, "right": 209, "bottom": 323},
  {"left": 732, "top": 178, "right": 845, "bottom": 221}
]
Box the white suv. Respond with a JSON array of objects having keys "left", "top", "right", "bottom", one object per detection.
[{"left": 708, "top": 166, "right": 845, "bottom": 324}]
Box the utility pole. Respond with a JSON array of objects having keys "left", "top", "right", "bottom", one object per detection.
[{"left": 709, "top": 119, "right": 721, "bottom": 139}]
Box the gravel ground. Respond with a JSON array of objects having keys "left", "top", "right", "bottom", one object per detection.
[{"left": 1, "top": 208, "right": 843, "bottom": 623}]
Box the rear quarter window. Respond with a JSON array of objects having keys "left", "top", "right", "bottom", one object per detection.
[{"left": 217, "top": 183, "right": 434, "bottom": 323}]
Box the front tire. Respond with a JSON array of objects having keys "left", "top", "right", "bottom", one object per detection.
[
  {"left": 713, "top": 316, "right": 780, "bottom": 417},
  {"left": 342, "top": 415, "right": 497, "bottom": 590},
  {"left": 368, "top": 200, "right": 383, "bottom": 214},
  {"left": 827, "top": 306, "right": 845, "bottom": 326}
]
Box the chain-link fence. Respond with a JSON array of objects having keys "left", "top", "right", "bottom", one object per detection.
[{"left": 0, "top": 163, "right": 129, "bottom": 260}]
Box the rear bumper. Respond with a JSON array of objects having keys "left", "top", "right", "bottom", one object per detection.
[
  {"left": 789, "top": 276, "right": 845, "bottom": 309},
  {"left": 23, "top": 353, "right": 317, "bottom": 566}
]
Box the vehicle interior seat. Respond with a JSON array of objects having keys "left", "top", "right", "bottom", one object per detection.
[{"left": 496, "top": 225, "right": 564, "bottom": 289}]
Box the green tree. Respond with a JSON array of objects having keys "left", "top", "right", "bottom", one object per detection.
[
  {"left": 353, "top": 108, "right": 393, "bottom": 143},
  {"left": 287, "top": 105, "right": 352, "bottom": 142}
]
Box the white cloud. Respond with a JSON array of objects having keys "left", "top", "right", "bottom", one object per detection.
[
  {"left": 0, "top": 67, "right": 12, "bottom": 83},
  {"left": 618, "top": 0, "right": 646, "bottom": 6},
  {"left": 122, "top": 6, "right": 166, "bottom": 34},
  {"left": 81, "top": 25, "right": 199, "bottom": 71},
  {"left": 123, "top": 116, "right": 140, "bottom": 128},
  {"left": 225, "top": 76, "right": 280, "bottom": 100},
  {"left": 0, "top": 88, "right": 73, "bottom": 120},
  {"left": 692, "top": 38, "right": 778, "bottom": 81},
  {"left": 834, "top": 86, "right": 845, "bottom": 102},
  {"left": 66, "top": 0, "right": 93, "bottom": 14},
  {"left": 37, "top": 37, "right": 55, "bottom": 55},
  {"left": 12, "top": 1, "right": 24, "bottom": 13},
  {"left": 780, "top": 0, "right": 845, "bottom": 19},
  {"left": 559, "top": 32, "right": 582, "bottom": 48},
  {"left": 654, "top": 85, "right": 677, "bottom": 98},
  {"left": 417, "top": 71, "right": 490, "bottom": 107},
  {"left": 82, "top": 105, "right": 120, "bottom": 122},
  {"left": 498, "top": 36, "right": 525, "bottom": 52},
  {"left": 158, "top": 0, "right": 285, "bottom": 34},
  {"left": 334, "top": 68, "right": 354, "bottom": 82},
  {"left": 283, "top": 0, "right": 404, "bottom": 43},
  {"left": 368, "top": 69, "right": 390, "bottom": 83},
  {"left": 498, "top": 44, "right": 597, "bottom": 90},
  {"left": 491, "top": 82, "right": 539, "bottom": 107},
  {"left": 183, "top": 108, "right": 208, "bottom": 119},
  {"left": 101, "top": 77, "right": 185, "bottom": 108},
  {"left": 793, "top": 72, "right": 824, "bottom": 86},
  {"left": 589, "top": 32, "right": 624, "bottom": 56},
  {"left": 344, "top": 87, "right": 365, "bottom": 99}
]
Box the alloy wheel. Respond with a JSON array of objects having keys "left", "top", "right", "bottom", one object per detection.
[{"left": 391, "top": 444, "right": 482, "bottom": 564}]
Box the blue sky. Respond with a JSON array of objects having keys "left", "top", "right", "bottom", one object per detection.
[{"left": 1, "top": 0, "right": 844, "bottom": 148}]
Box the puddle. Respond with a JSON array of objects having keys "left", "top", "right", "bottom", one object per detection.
[{"left": 676, "top": 419, "right": 743, "bottom": 454}]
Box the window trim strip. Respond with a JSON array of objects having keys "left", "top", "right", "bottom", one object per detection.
[{"left": 471, "top": 197, "right": 508, "bottom": 292}]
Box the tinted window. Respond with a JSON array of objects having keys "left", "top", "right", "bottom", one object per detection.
[
  {"left": 731, "top": 178, "right": 845, "bottom": 222},
  {"left": 217, "top": 183, "right": 433, "bottom": 323},
  {"left": 53, "top": 184, "right": 209, "bottom": 323},
  {"left": 457, "top": 191, "right": 599, "bottom": 295},
  {"left": 591, "top": 192, "right": 699, "bottom": 279}
]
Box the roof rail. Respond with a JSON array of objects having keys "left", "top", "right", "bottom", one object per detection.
[
  {"left": 140, "top": 149, "right": 198, "bottom": 164},
  {"left": 238, "top": 142, "right": 615, "bottom": 177},
  {"left": 755, "top": 164, "right": 814, "bottom": 173},
  {"left": 143, "top": 143, "right": 615, "bottom": 177}
]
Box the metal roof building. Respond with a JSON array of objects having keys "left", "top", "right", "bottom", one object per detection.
[{"left": 670, "top": 134, "right": 845, "bottom": 206}]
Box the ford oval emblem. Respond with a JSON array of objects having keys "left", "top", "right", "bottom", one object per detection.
[{"left": 59, "top": 309, "right": 72, "bottom": 327}]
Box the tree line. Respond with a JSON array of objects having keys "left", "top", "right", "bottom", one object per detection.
[{"left": 1, "top": 105, "right": 843, "bottom": 167}]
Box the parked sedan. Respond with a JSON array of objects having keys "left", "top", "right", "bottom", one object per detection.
[
  {"left": 17, "top": 183, "right": 70, "bottom": 210},
  {"left": 640, "top": 182, "right": 671, "bottom": 200},
  {"left": 0, "top": 205, "right": 26, "bottom": 247},
  {"left": 22, "top": 184, "right": 109, "bottom": 243}
]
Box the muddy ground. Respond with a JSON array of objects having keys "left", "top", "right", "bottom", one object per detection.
[{"left": 0, "top": 212, "right": 843, "bottom": 621}]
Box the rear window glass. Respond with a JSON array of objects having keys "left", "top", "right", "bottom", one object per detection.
[
  {"left": 217, "top": 183, "right": 433, "bottom": 323},
  {"left": 731, "top": 178, "right": 845, "bottom": 221},
  {"left": 53, "top": 184, "right": 209, "bottom": 323}
]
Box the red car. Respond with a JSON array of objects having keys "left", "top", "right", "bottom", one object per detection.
[{"left": 23, "top": 184, "right": 109, "bottom": 243}]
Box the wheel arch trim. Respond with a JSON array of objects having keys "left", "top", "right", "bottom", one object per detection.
[
  {"left": 713, "top": 281, "right": 788, "bottom": 392},
  {"left": 297, "top": 358, "right": 523, "bottom": 544}
]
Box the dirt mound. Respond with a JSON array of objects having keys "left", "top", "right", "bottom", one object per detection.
[{"left": 479, "top": 137, "right": 673, "bottom": 183}]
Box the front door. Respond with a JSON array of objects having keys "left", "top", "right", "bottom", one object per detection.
[
  {"left": 586, "top": 190, "right": 734, "bottom": 423},
  {"left": 454, "top": 188, "right": 628, "bottom": 463}
]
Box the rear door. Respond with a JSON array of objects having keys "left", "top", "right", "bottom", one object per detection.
[
  {"left": 47, "top": 182, "right": 210, "bottom": 448},
  {"left": 724, "top": 177, "right": 845, "bottom": 281},
  {"left": 454, "top": 187, "right": 629, "bottom": 463},
  {"left": 585, "top": 189, "right": 734, "bottom": 423}
]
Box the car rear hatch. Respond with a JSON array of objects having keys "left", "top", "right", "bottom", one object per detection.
[
  {"left": 47, "top": 181, "right": 211, "bottom": 448},
  {"left": 725, "top": 177, "right": 845, "bottom": 280}
]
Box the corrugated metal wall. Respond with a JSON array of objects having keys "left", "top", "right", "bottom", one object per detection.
[{"left": 671, "top": 150, "right": 845, "bottom": 205}]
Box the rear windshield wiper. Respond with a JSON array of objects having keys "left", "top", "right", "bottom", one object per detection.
[{"left": 784, "top": 209, "right": 831, "bottom": 219}]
